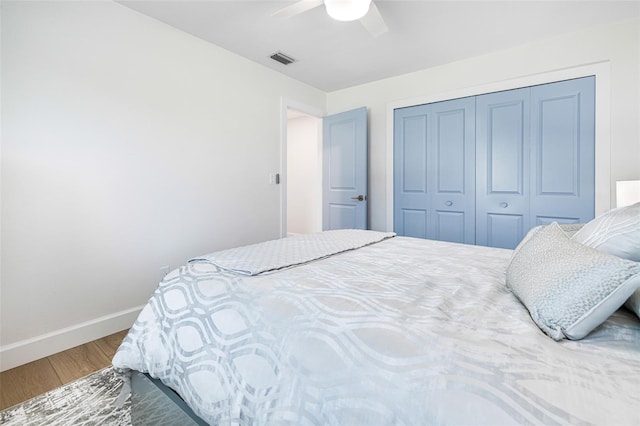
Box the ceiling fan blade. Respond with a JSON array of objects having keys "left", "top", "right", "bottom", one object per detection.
[
  {"left": 359, "top": 2, "right": 388, "bottom": 37},
  {"left": 271, "top": 0, "right": 324, "bottom": 19}
]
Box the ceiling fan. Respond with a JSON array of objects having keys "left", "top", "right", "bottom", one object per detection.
[{"left": 271, "top": 0, "right": 389, "bottom": 38}]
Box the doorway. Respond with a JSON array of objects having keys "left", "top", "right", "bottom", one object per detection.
[{"left": 286, "top": 109, "right": 322, "bottom": 236}]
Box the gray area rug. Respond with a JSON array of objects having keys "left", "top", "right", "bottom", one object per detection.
[{"left": 0, "top": 366, "right": 131, "bottom": 425}]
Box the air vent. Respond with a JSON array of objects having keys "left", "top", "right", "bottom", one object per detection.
[{"left": 270, "top": 51, "right": 296, "bottom": 65}]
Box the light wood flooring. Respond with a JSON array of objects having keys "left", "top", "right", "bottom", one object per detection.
[{"left": 0, "top": 329, "right": 128, "bottom": 411}]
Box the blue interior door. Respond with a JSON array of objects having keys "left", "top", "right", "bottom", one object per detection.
[
  {"left": 322, "top": 107, "right": 367, "bottom": 230},
  {"left": 476, "top": 77, "right": 595, "bottom": 248},
  {"left": 394, "top": 97, "right": 475, "bottom": 243},
  {"left": 475, "top": 88, "right": 531, "bottom": 249},
  {"left": 394, "top": 104, "right": 429, "bottom": 238},
  {"left": 394, "top": 77, "right": 594, "bottom": 249},
  {"left": 430, "top": 99, "right": 476, "bottom": 243},
  {"left": 529, "top": 77, "right": 595, "bottom": 226}
]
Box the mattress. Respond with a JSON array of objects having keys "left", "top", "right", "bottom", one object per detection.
[{"left": 113, "top": 230, "right": 640, "bottom": 425}]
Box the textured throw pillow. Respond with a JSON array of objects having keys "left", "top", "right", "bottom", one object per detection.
[
  {"left": 626, "top": 289, "right": 640, "bottom": 318},
  {"left": 557, "top": 223, "right": 586, "bottom": 238},
  {"left": 514, "top": 224, "right": 585, "bottom": 253},
  {"left": 511, "top": 224, "right": 584, "bottom": 264},
  {"left": 572, "top": 202, "right": 640, "bottom": 261},
  {"left": 511, "top": 225, "right": 545, "bottom": 258},
  {"left": 506, "top": 222, "right": 640, "bottom": 340}
]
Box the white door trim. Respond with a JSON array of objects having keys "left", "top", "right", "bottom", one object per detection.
[
  {"left": 385, "top": 62, "right": 612, "bottom": 232},
  {"left": 280, "top": 98, "right": 325, "bottom": 238}
]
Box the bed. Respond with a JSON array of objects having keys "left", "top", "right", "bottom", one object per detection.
[{"left": 113, "top": 215, "right": 640, "bottom": 425}]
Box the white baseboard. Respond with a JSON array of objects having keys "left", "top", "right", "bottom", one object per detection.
[{"left": 0, "top": 305, "right": 143, "bottom": 372}]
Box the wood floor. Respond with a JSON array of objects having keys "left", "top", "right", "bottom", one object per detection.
[{"left": 0, "top": 329, "right": 129, "bottom": 411}]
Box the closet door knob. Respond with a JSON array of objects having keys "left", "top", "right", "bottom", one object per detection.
[
  {"left": 445, "top": 201, "right": 453, "bottom": 206},
  {"left": 500, "top": 202, "right": 509, "bottom": 208}
]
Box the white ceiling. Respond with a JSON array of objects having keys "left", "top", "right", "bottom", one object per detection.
[{"left": 118, "top": 0, "right": 640, "bottom": 92}]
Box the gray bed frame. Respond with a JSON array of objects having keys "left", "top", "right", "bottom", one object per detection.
[{"left": 131, "top": 371, "right": 208, "bottom": 425}]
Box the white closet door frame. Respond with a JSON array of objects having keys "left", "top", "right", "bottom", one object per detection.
[{"left": 385, "top": 62, "right": 611, "bottom": 232}]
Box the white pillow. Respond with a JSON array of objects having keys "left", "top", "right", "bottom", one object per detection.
[
  {"left": 507, "top": 222, "right": 640, "bottom": 340},
  {"left": 572, "top": 202, "right": 640, "bottom": 261}
]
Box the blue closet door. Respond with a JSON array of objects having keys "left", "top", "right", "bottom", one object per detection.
[
  {"left": 394, "top": 77, "right": 595, "bottom": 249},
  {"left": 476, "top": 88, "right": 530, "bottom": 249},
  {"left": 476, "top": 77, "right": 595, "bottom": 248},
  {"left": 430, "top": 98, "right": 476, "bottom": 243},
  {"left": 394, "top": 104, "right": 430, "bottom": 239},
  {"left": 530, "top": 77, "right": 595, "bottom": 226},
  {"left": 394, "top": 97, "right": 475, "bottom": 243}
]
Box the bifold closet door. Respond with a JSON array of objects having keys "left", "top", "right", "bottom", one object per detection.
[
  {"left": 475, "top": 88, "right": 531, "bottom": 249},
  {"left": 393, "top": 97, "right": 475, "bottom": 243},
  {"left": 394, "top": 76, "right": 595, "bottom": 249},
  {"left": 529, "top": 77, "right": 595, "bottom": 227},
  {"left": 476, "top": 77, "right": 595, "bottom": 248}
]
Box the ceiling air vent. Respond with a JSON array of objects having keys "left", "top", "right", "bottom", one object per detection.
[{"left": 270, "top": 51, "right": 296, "bottom": 65}]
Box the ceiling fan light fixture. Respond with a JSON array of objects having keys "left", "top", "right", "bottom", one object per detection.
[{"left": 324, "top": 0, "right": 372, "bottom": 22}]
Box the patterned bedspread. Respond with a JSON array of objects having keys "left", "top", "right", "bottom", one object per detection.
[
  {"left": 188, "top": 229, "right": 395, "bottom": 275},
  {"left": 113, "top": 232, "right": 640, "bottom": 425}
]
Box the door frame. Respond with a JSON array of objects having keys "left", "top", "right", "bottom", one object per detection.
[
  {"left": 385, "top": 61, "right": 612, "bottom": 231},
  {"left": 280, "top": 98, "right": 325, "bottom": 238}
]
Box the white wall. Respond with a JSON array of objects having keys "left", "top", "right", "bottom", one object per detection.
[
  {"left": 327, "top": 18, "right": 640, "bottom": 231},
  {"left": 0, "top": 1, "right": 325, "bottom": 370},
  {"left": 287, "top": 115, "right": 321, "bottom": 235}
]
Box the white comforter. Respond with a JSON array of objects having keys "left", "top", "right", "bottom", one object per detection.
[{"left": 113, "top": 232, "right": 640, "bottom": 425}]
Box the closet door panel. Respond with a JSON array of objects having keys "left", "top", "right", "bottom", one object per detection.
[
  {"left": 530, "top": 77, "right": 595, "bottom": 225},
  {"left": 476, "top": 88, "right": 530, "bottom": 248},
  {"left": 394, "top": 106, "right": 430, "bottom": 236},
  {"left": 487, "top": 105, "right": 523, "bottom": 193},
  {"left": 435, "top": 109, "right": 466, "bottom": 191},
  {"left": 402, "top": 115, "right": 428, "bottom": 193},
  {"left": 394, "top": 98, "right": 474, "bottom": 243},
  {"left": 401, "top": 209, "right": 428, "bottom": 239},
  {"left": 430, "top": 98, "right": 476, "bottom": 244},
  {"left": 538, "top": 96, "right": 578, "bottom": 194},
  {"left": 434, "top": 210, "right": 466, "bottom": 243},
  {"left": 486, "top": 213, "right": 524, "bottom": 249}
]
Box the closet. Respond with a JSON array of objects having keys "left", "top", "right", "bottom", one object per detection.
[{"left": 393, "top": 76, "right": 595, "bottom": 249}]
